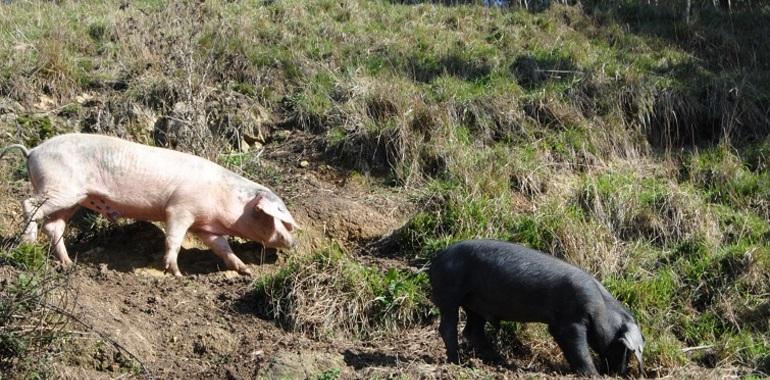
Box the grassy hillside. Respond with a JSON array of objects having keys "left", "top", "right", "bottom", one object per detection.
[{"left": 1, "top": 0, "right": 770, "bottom": 377}]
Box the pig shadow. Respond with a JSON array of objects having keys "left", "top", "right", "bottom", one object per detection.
[
  {"left": 343, "top": 350, "right": 398, "bottom": 369},
  {"left": 69, "top": 220, "right": 278, "bottom": 275}
]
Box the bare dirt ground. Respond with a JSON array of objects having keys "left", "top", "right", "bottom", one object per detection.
[{"left": 0, "top": 134, "right": 745, "bottom": 380}]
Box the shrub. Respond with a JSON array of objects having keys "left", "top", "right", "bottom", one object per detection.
[{"left": 253, "top": 242, "right": 432, "bottom": 338}]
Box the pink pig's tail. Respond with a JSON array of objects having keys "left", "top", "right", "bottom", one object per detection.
[{"left": 0, "top": 144, "right": 30, "bottom": 160}]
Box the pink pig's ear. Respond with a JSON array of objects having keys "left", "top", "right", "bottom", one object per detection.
[{"left": 255, "top": 194, "right": 300, "bottom": 231}]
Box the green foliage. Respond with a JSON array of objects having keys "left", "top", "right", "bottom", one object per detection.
[
  {"left": 395, "top": 177, "right": 522, "bottom": 260},
  {"left": 1, "top": 243, "right": 47, "bottom": 271},
  {"left": 605, "top": 269, "right": 678, "bottom": 316},
  {"left": 16, "top": 115, "right": 55, "bottom": 147},
  {"left": 219, "top": 152, "right": 249, "bottom": 169},
  {"left": 684, "top": 146, "right": 770, "bottom": 216},
  {"left": 0, "top": 250, "right": 68, "bottom": 378},
  {"left": 578, "top": 170, "right": 719, "bottom": 246},
  {"left": 315, "top": 367, "right": 341, "bottom": 380},
  {"left": 254, "top": 242, "right": 431, "bottom": 338},
  {"left": 371, "top": 268, "right": 429, "bottom": 316}
]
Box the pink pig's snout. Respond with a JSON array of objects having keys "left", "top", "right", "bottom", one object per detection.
[
  {"left": 282, "top": 228, "right": 298, "bottom": 250},
  {"left": 266, "top": 219, "right": 298, "bottom": 250},
  {"left": 271, "top": 231, "right": 297, "bottom": 250}
]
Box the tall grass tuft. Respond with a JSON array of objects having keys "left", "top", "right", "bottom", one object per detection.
[{"left": 253, "top": 242, "right": 432, "bottom": 339}]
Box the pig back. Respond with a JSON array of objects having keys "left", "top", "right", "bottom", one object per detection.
[
  {"left": 431, "top": 239, "right": 596, "bottom": 324},
  {"left": 28, "top": 134, "right": 229, "bottom": 219}
]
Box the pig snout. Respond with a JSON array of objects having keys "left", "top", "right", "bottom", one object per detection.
[
  {"left": 266, "top": 234, "right": 294, "bottom": 250},
  {"left": 270, "top": 220, "right": 297, "bottom": 250}
]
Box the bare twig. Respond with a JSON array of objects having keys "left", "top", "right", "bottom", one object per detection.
[{"left": 682, "top": 345, "right": 714, "bottom": 353}]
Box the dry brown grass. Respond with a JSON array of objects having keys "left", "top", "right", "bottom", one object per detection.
[
  {"left": 254, "top": 244, "right": 431, "bottom": 340},
  {"left": 578, "top": 169, "right": 722, "bottom": 248}
]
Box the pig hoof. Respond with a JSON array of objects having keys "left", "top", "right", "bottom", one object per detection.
[
  {"left": 164, "top": 263, "right": 183, "bottom": 277},
  {"left": 22, "top": 231, "right": 37, "bottom": 243},
  {"left": 55, "top": 260, "right": 74, "bottom": 271},
  {"left": 236, "top": 265, "right": 253, "bottom": 276},
  {"left": 164, "top": 268, "right": 183, "bottom": 277}
]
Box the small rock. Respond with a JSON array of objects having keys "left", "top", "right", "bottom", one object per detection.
[
  {"left": 0, "top": 113, "right": 18, "bottom": 124},
  {"left": 34, "top": 95, "right": 56, "bottom": 111},
  {"left": 75, "top": 93, "right": 94, "bottom": 105},
  {"left": 239, "top": 139, "right": 250, "bottom": 152},
  {"left": 299, "top": 160, "right": 310, "bottom": 168}
]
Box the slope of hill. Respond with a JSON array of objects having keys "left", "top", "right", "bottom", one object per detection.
[{"left": 1, "top": 0, "right": 769, "bottom": 378}]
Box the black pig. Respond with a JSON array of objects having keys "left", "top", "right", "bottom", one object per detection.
[{"left": 429, "top": 239, "right": 644, "bottom": 376}]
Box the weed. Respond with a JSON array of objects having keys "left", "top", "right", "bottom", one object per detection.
[
  {"left": 0, "top": 244, "right": 72, "bottom": 378},
  {"left": 0, "top": 243, "right": 47, "bottom": 271},
  {"left": 315, "top": 367, "right": 341, "bottom": 380},
  {"left": 16, "top": 114, "right": 55, "bottom": 147},
  {"left": 254, "top": 242, "right": 431, "bottom": 338}
]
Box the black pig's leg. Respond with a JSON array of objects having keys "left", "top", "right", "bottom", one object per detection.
[
  {"left": 462, "top": 308, "right": 495, "bottom": 358},
  {"left": 439, "top": 304, "right": 460, "bottom": 364},
  {"left": 549, "top": 322, "right": 598, "bottom": 376}
]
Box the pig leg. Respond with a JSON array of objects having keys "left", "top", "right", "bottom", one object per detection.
[
  {"left": 22, "top": 193, "right": 81, "bottom": 246},
  {"left": 548, "top": 322, "right": 598, "bottom": 376},
  {"left": 22, "top": 198, "right": 41, "bottom": 242},
  {"left": 162, "top": 211, "right": 195, "bottom": 277},
  {"left": 438, "top": 304, "right": 460, "bottom": 364},
  {"left": 41, "top": 206, "right": 79, "bottom": 265},
  {"left": 193, "top": 232, "right": 253, "bottom": 276},
  {"left": 462, "top": 308, "right": 495, "bottom": 359}
]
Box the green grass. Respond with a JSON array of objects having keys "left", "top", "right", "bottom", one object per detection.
[
  {"left": 0, "top": 243, "right": 69, "bottom": 378},
  {"left": 253, "top": 242, "right": 432, "bottom": 338},
  {"left": 314, "top": 367, "right": 341, "bottom": 380},
  {"left": 0, "top": 243, "right": 48, "bottom": 271}
]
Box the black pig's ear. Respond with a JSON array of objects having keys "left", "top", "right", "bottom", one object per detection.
[{"left": 619, "top": 323, "right": 645, "bottom": 375}]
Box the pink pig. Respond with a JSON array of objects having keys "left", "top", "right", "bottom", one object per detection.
[{"left": 0, "top": 133, "right": 299, "bottom": 276}]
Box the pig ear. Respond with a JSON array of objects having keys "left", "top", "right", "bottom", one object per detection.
[
  {"left": 620, "top": 323, "right": 645, "bottom": 375},
  {"left": 255, "top": 194, "right": 299, "bottom": 231}
]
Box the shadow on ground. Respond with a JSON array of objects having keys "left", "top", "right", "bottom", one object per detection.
[
  {"left": 68, "top": 220, "right": 278, "bottom": 275},
  {"left": 343, "top": 349, "right": 401, "bottom": 369}
]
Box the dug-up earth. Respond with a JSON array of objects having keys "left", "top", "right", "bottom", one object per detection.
[{"left": 0, "top": 138, "right": 744, "bottom": 380}]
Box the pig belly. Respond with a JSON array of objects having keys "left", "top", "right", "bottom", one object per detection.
[{"left": 79, "top": 194, "right": 165, "bottom": 222}]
